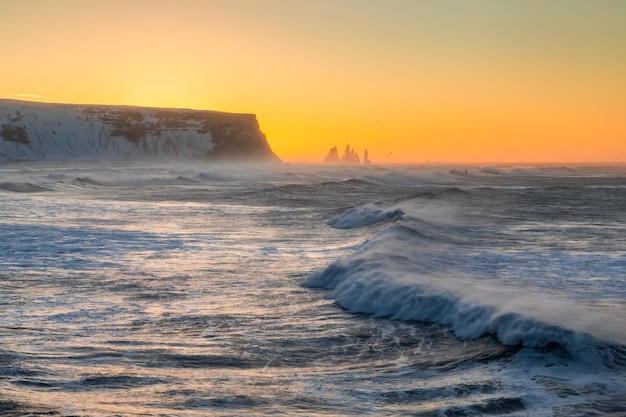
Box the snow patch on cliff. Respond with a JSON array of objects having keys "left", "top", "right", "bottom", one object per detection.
[{"left": 0, "top": 100, "right": 278, "bottom": 163}]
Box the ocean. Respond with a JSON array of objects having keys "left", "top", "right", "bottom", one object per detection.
[{"left": 1, "top": 162, "right": 625, "bottom": 416}]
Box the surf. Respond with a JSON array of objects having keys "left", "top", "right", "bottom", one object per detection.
[{"left": 306, "top": 194, "right": 626, "bottom": 360}]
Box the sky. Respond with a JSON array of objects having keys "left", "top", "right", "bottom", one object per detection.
[{"left": 1, "top": 0, "right": 625, "bottom": 164}]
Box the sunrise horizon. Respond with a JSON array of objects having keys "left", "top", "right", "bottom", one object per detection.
[
  {"left": 2, "top": 3, "right": 626, "bottom": 413},
  {"left": 2, "top": 0, "right": 625, "bottom": 165},
  {"left": 4, "top": 95, "right": 624, "bottom": 166}
]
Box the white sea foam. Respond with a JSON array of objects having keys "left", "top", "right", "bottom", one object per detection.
[
  {"left": 2, "top": 162, "right": 625, "bottom": 416},
  {"left": 306, "top": 209, "right": 626, "bottom": 353}
]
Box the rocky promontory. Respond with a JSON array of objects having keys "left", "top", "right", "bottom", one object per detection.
[
  {"left": 0, "top": 99, "right": 281, "bottom": 163},
  {"left": 324, "top": 145, "right": 370, "bottom": 165}
]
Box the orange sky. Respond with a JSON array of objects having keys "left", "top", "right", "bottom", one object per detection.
[{"left": 1, "top": 0, "right": 625, "bottom": 164}]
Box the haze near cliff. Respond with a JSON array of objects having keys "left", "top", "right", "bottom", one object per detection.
[
  {"left": 0, "top": 100, "right": 279, "bottom": 163},
  {"left": 1, "top": 1, "right": 625, "bottom": 163}
]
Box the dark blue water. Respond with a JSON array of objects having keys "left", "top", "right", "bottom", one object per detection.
[{"left": 1, "top": 162, "right": 625, "bottom": 416}]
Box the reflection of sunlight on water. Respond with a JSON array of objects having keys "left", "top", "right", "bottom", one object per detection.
[
  {"left": 0, "top": 168, "right": 381, "bottom": 414},
  {"left": 2, "top": 163, "right": 625, "bottom": 416}
]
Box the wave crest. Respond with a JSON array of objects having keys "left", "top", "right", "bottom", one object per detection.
[
  {"left": 306, "top": 212, "right": 626, "bottom": 359},
  {"left": 328, "top": 203, "right": 403, "bottom": 229},
  {"left": 0, "top": 182, "right": 52, "bottom": 193}
]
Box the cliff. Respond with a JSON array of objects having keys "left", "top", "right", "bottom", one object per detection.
[{"left": 0, "top": 99, "right": 281, "bottom": 163}]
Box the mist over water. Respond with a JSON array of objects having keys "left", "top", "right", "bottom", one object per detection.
[{"left": 1, "top": 161, "right": 625, "bottom": 416}]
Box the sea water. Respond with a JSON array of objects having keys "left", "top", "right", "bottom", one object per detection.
[{"left": 1, "top": 162, "right": 625, "bottom": 416}]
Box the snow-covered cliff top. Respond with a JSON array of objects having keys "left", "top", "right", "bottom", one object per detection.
[{"left": 0, "top": 99, "right": 280, "bottom": 163}]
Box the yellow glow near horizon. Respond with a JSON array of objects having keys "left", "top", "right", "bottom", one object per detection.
[{"left": 1, "top": 0, "right": 625, "bottom": 164}]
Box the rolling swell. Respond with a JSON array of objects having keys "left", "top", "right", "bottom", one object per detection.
[
  {"left": 306, "top": 204, "right": 626, "bottom": 363},
  {"left": 327, "top": 202, "right": 404, "bottom": 229},
  {"left": 305, "top": 255, "right": 609, "bottom": 354},
  {"left": 75, "top": 176, "right": 110, "bottom": 187},
  {"left": 0, "top": 181, "right": 52, "bottom": 193}
]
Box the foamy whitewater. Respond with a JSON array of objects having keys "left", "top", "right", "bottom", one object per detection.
[{"left": 1, "top": 162, "right": 625, "bottom": 416}]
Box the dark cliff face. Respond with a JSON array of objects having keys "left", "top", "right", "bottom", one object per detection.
[
  {"left": 1, "top": 110, "right": 30, "bottom": 145},
  {"left": 0, "top": 100, "right": 281, "bottom": 163},
  {"left": 79, "top": 105, "right": 281, "bottom": 162},
  {"left": 202, "top": 114, "right": 278, "bottom": 161}
]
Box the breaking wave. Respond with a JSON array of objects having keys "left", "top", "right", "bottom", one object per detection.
[
  {"left": 306, "top": 200, "right": 626, "bottom": 365},
  {"left": 327, "top": 203, "right": 403, "bottom": 229}
]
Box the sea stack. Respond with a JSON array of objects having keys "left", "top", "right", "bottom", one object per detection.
[
  {"left": 341, "top": 145, "right": 360, "bottom": 164},
  {"left": 324, "top": 145, "right": 369, "bottom": 165},
  {"left": 323, "top": 146, "right": 341, "bottom": 164}
]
